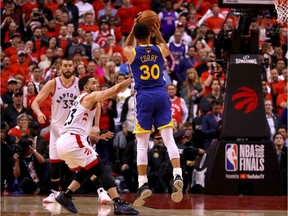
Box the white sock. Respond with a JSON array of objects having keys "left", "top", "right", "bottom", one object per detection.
[
  {"left": 173, "top": 168, "right": 182, "bottom": 179},
  {"left": 138, "top": 175, "right": 148, "bottom": 188}
]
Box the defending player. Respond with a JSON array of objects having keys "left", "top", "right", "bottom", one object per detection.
[
  {"left": 55, "top": 75, "right": 138, "bottom": 215},
  {"left": 31, "top": 58, "right": 80, "bottom": 202},
  {"left": 31, "top": 58, "right": 111, "bottom": 204}
]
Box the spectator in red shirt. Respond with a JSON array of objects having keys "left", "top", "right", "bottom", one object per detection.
[
  {"left": 131, "top": 0, "right": 151, "bottom": 11},
  {"left": 10, "top": 51, "right": 30, "bottom": 83},
  {"left": 108, "top": 16, "right": 122, "bottom": 44},
  {"left": 72, "top": 49, "right": 88, "bottom": 67},
  {"left": 24, "top": 80, "right": 38, "bottom": 109},
  {"left": 262, "top": 81, "right": 273, "bottom": 102},
  {"left": 30, "top": 26, "right": 48, "bottom": 60},
  {"left": 0, "top": 56, "right": 17, "bottom": 95},
  {"left": 25, "top": 40, "right": 39, "bottom": 62},
  {"left": 57, "top": 25, "right": 72, "bottom": 57},
  {"left": 9, "top": 41, "right": 32, "bottom": 65},
  {"left": 1, "top": 0, "right": 22, "bottom": 27},
  {"left": 200, "top": 56, "right": 225, "bottom": 96},
  {"left": 274, "top": 68, "right": 287, "bottom": 95},
  {"left": 2, "top": 19, "right": 21, "bottom": 50},
  {"left": 8, "top": 113, "right": 31, "bottom": 142},
  {"left": 205, "top": 5, "right": 225, "bottom": 34},
  {"left": 276, "top": 85, "right": 288, "bottom": 117},
  {"left": 39, "top": 36, "right": 58, "bottom": 57},
  {"left": 117, "top": 0, "right": 139, "bottom": 38},
  {"left": 79, "top": 12, "right": 99, "bottom": 38},
  {"left": 3, "top": 32, "right": 21, "bottom": 57},
  {"left": 22, "top": 0, "right": 38, "bottom": 27},
  {"left": 195, "top": 0, "right": 212, "bottom": 16},
  {"left": 104, "top": 34, "right": 125, "bottom": 60},
  {"left": 86, "top": 60, "right": 105, "bottom": 86},
  {"left": 99, "top": 83, "right": 117, "bottom": 132}
]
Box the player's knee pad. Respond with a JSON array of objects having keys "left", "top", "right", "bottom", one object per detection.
[
  {"left": 136, "top": 133, "right": 150, "bottom": 165},
  {"left": 89, "top": 162, "right": 116, "bottom": 190},
  {"left": 50, "top": 162, "right": 62, "bottom": 180},
  {"left": 74, "top": 168, "right": 93, "bottom": 185},
  {"left": 160, "top": 127, "right": 180, "bottom": 160}
]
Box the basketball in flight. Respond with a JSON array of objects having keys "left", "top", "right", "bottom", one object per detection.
[{"left": 136, "top": 10, "right": 160, "bottom": 31}]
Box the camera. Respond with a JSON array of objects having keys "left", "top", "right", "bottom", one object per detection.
[
  {"left": 15, "top": 137, "right": 33, "bottom": 156},
  {"left": 34, "top": 12, "right": 41, "bottom": 16}
]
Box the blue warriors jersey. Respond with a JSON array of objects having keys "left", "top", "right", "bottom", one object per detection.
[
  {"left": 130, "top": 44, "right": 173, "bottom": 133},
  {"left": 130, "top": 45, "right": 166, "bottom": 90}
]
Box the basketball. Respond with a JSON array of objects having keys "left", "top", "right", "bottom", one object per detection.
[{"left": 137, "top": 10, "right": 160, "bottom": 30}]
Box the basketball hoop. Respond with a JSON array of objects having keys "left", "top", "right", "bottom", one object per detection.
[{"left": 273, "top": 0, "right": 288, "bottom": 24}]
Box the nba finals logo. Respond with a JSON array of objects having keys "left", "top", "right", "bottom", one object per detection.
[{"left": 225, "top": 144, "right": 238, "bottom": 171}]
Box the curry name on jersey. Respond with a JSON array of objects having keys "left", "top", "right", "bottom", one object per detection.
[{"left": 130, "top": 45, "right": 166, "bottom": 90}]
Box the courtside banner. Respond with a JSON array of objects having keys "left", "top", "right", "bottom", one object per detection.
[
  {"left": 197, "top": 140, "right": 283, "bottom": 195},
  {"left": 221, "top": 54, "right": 270, "bottom": 139}
]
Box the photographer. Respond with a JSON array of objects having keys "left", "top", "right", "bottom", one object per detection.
[
  {"left": 200, "top": 54, "right": 225, "bottom": 96},
  {"left": 24, "top": 7, "right": 49, "bottom": 34},
  {"left": 11, "top": 135, "right": 50, "bottom": 194},
  {"left": 28, "top": 121, "right": 49, "bottom": 159}
]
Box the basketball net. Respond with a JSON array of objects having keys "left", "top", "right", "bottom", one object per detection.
[{"left": 273, "top": 0, "right": 288, "bottom": 23}]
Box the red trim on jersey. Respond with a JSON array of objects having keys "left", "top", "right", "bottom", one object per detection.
[
  {"left": 70, "top": 166, "right": 81, "bottom": 172},
  {"left": 84, "top": 159, "right": 99, "bottom": 170},
  {"left": 71, "top": 133, "right": 84, "bottom": 148},
  {"left": 50, "top": 159, "right": 64, "bottom": 163},
  {"left": 50, "top": 79, "right": 56, "bottom": 97}
]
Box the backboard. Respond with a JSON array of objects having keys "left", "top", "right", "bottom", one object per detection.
[{"left": 218, "top": 0, "right": 274, "bottom": 8}]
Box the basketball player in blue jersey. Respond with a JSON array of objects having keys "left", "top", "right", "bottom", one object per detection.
[{"left": 123, "top": 20, "right": 184, "bottom": 207}]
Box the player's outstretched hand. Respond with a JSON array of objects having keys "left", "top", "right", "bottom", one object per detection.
[{"left": 99, "top": 131, "right": 114, "bottom": 141}]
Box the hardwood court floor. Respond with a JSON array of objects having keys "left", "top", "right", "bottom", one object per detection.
[{"left": 1, "top": 193, "right": 287, "bottom": 216}]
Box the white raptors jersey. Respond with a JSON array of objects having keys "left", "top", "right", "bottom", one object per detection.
[
  {"left": 61, "top": 93, "right": 97, "bottom": 136},
  {"left": 51, "top": 77, "right": 80, "bottom": 128}
]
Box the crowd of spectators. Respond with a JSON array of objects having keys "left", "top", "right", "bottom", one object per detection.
[{"left": 1, "top": 0, "right": 287, "bottom": 195}]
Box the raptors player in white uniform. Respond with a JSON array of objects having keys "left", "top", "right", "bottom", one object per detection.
[
  {"left": 32, "top": 58, "right": 113, "bottom": 205},
  {"left": 55, "top": 75, "right": 138, "bottom": 215},
  {"left": 31, "top": 58, "right": 80, "bottom": 202}
]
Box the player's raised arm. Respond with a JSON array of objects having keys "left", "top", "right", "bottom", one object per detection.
[
  {"left": 31, "top": 79, "right": 55, "bottom": 124},
  {"left": 151, "top": 22, "right": 170, "bottom": 58},
  {"left": 83, "top": 78, "right": 132, "bottom": 109},
  {"left": 123, "top": 19, "right": 137, "bottom": 64}
]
